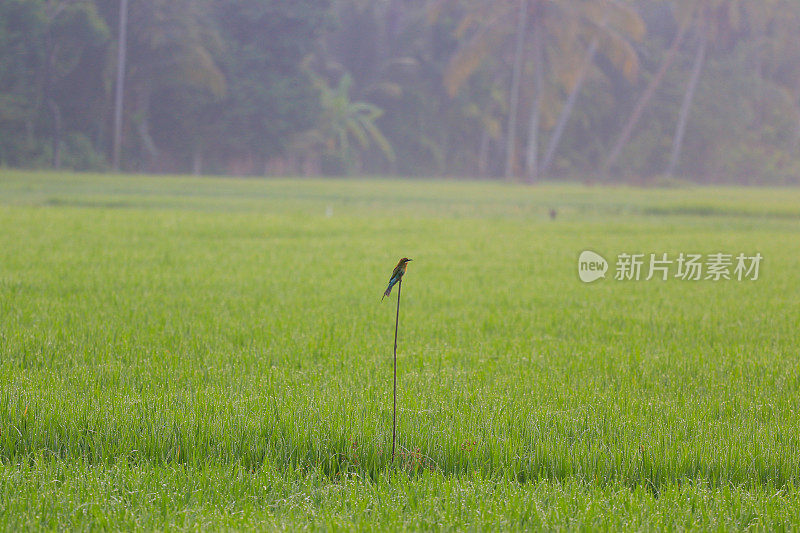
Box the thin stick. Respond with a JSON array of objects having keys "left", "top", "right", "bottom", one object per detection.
[{"left": 391, "top": 279, "right": 401, "bottom": 463}]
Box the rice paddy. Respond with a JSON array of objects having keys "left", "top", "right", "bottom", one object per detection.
[{"left": 1, "top": 170, "right": 799, "bottom": 530}]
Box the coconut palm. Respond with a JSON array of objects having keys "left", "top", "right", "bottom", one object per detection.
[
  {"left": 666, "top": 0, "right": 749, "bottom": 176},
  {"left": 602, "top": 0, "right": 698, "bottom": 176},
  {"left": 37, "top": 0, "right": 109, "bottom": 168},
  {"left": 304, "top": 73, "right": 396, "bottom": 174},
  {"left": 438, "top": 0, "right": 644, "bottom": 180},
  {"left": 104, "top": 0, "right": 225, "bottom": 171}
]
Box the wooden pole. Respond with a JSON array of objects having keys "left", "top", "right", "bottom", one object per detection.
[{"left": 391, "top": 279, "right": 401, "bottom": 463}]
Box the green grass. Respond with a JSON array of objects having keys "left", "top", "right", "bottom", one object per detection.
[{"left": 1, "top": 170, "right": 799, "bottom": 530}]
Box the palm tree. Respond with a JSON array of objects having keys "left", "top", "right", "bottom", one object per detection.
[
  {"left": 112, "top": 0, "right": 128, "bottom": 172},
  {"left": 108, "top": 0, "right": 225, "bottom": 171},
  {"left": 505, "top": 0, "right": 529, "bottom": 179},
  {"left": 304, "top": 73, "right": 396, "bottom": 174},
  {"left": 666, "top": 16, "right": 707, "bottom": 176},
  {"left": 440, "top": 0, "right": 644, "bottom": 180},
  {"left": 533, "top": 0, "right": 644, "bottom": 179},
  {"left": 602, "top": 1, "right": 697, "bottom": 176},
  {"left": 39, "top": 0, "right": 109, "bottom": 168},
  {"left": 524, "top": 16, "right": 544, "bottom": 181},
  {"left": 665, "top": 0, "right": 750, "bottom": 176},
  {"left": 752, "top": 0, "right": 800, "bottom": 148}
]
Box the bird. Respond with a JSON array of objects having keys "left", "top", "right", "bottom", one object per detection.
[{"left": 382, "top": 257, "right": 412, "bottom": 300}]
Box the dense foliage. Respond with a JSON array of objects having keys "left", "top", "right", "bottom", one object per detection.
[{"left": 1, "top": 0, "right": 799, "bottom": 183}]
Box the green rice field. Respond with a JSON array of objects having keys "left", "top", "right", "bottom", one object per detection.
[{"left": 1, "top": 170, "right": 800, "bottom": 530}]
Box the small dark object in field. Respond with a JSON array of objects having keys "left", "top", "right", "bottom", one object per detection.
[{"left": 549, "top": 208, "right": 558, "bottom": 220}]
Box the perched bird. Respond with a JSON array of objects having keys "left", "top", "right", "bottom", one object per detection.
[{"left": 382, "top": 257, "right": 412, "bottom": 300}]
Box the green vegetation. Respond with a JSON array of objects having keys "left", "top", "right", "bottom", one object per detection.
[
  {"left": 2, "top": 1, "right": 800, "bottom": 182},
  {"left": 1, "top": 171, "right": 799, "bottom": 529}
]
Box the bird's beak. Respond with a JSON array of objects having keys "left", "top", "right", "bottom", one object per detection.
[{"left": 407, "top": 259, "right": 413, "bottom": 262}]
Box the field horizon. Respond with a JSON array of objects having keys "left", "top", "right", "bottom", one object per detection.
[{"left": 1, "top": 170, "right": 799, "bottom": 530}]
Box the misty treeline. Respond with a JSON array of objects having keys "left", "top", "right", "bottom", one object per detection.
[{"left": 1, "top": 0, "right": 799, "bottom": 183}]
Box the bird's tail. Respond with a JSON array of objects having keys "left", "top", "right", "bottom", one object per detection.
[{"left": 381, "top": 283, "right": 393, "bottom": 301}]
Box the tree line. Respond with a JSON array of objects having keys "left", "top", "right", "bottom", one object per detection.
[{"left": 1, "top": 0, "right": 799, "bottom": 183}]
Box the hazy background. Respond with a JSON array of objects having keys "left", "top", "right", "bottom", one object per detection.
[{"left": 1, "top": 0, "right": 799, "bottom": 184}]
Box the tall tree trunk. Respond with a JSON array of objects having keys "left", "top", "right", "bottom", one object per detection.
[
  {"left": 440, "top": 118, "right": 450, "bottom": 175},
  {"left": 602, "top": 15, "right": 691, "bottom": 175},
  {"left": 504, "top": 0, "right": 528, "bottom": 179},
  {"left": 42, "top": 39, "right": 61, "bottom": 169},
  {"left": 112, "top": 0, "right": 129, "bottom": 172},
  {"left": 136, "top": 86, "right": 158, "bottom": 172},
  {"left": 540, "top": 36, "right": 599, "bottom": 177},
  {"left": 25, "top": 120, "right": 34, "bottom": 145},
  {"left": 42, "top": 31, "right": 59, "bottom": 169},
  {"left": 667, "top": 27, "right": 708, "bottom": 177},
  {"left": 48, "top": 99, "right": 62, "bottom": 169},
  {"left": 192, "top": 143, "right": 203, "bottom": 175},
  {"left": 478, "top": 127, "right": 490, "bottom": 177},
  {"left": 524, "top": 14, "right": 544, "bottom": 183},
  {"left": 793, "top": 112, "right": 800, "bottom": 151}
]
